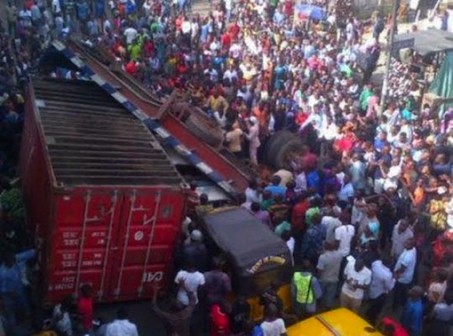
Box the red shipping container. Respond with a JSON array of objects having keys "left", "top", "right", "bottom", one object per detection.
[{"left": 19, "top": 78, "right": 186, "bottom": 303}]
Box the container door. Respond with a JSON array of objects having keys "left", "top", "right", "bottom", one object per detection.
[
  {"left": 47, "top": 189, "right": 122, "bottom": 302},
  {"left": 108, "top": 188, "right": 184, "bottom": 300}
]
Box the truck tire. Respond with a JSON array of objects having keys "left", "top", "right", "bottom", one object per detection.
[
  {"left": 264, "top": 131, "right": 294, "bottom": 164},
  {"left": 264, "top": 131, "right": 303, "bottom": 169},
  {"left": 185, "top": 114, "right": 224, "bottom": 148},
  {"left": 265, "top": 131, "right": 291, "bottom": 165},
  {"left": 274, "top": 138, "right": 304, "bottom": 169}
]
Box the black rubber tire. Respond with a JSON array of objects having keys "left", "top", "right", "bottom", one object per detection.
[
  {"left": 264, "top": 131, "right": 303, "bottom": 169},
  {"left": 265, "top": 131, "right": 294, "bottom": 164},
  {"left": 274, "top": 138, "right": 304, "bottom": 169},
  {"left": 185, "top": 114, "right": 224, "bottom": 148},
  {"left": 263, "top": 131, "right": 286, "bottom": 162}
]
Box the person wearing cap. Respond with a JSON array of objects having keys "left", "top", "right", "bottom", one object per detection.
[
  {"left": 181, "top": 229, "right": 209, "bottom": 273},
  {"left": 400, "top": 286, "right": 424, "bottom": 336},
  {"left": 245, "top": 116, "right": 260, "bottom": 166}
]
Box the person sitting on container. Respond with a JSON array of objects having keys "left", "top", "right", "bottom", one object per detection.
[
  {"left": 195, "top": 193, "right": 214, "bottom": 220},
  {"left": 183, "top": 180, "right": 200, "bottom": 219}
]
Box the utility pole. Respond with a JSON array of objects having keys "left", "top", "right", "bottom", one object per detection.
[{"left": 380, "top": 0, "right": 399, "bottom": 110}]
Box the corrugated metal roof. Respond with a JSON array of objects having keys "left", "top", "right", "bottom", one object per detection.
[
  {"left": 33, "top": 78, "right": 183, "bottom": 186},
  {"left": 394, "top": 28, "right": 453, "bottom": 56}
]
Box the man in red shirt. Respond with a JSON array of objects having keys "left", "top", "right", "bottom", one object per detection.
[
  {"left": 220, "top": 31, "right": 232, "bottom": 49},
  {"left": 77, "top": 284, "right": 94, "bottom": 333},
  {"left": 291, "top": 192, "right": 310, "bottom": 264},
  {"left": 292, "top": 192, "right": 310, "bottom": 234},
  {"left": 228, "top": 22, "right": 240, "bottom": 41},
  {"left": 125, "top": 59, "right": 137, "bottom": 76},
  {"left": 379, "top": 317, "right": 409, "bottom": 336},
  {"left": 210, "top": 301, "right": 230, "bottom": 336}
]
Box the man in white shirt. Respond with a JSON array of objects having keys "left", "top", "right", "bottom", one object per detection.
[
  {"left": 190, "top": 18, "right": 199, "bottom": 40},
  {"left": 223, "top": 66, "right": 238, "bottom": 82},
  {"left": 52, "top": 0, "right": 62, "bottom": 14},
  {"left": 245, "top": 180, "right": 262, "bottom": 204},
  {"left": 294, "top": 169, "right": 307, "bottom": 194},
  {"left": 335, "top": 216, "right": 355, "bottom": 258},
  {"left": 337, "top": 174, "right": 355, "bottom": 204},
  {"left": 18, "top": 7, "right": 32, "bottom": 28},
  {"left": 320, "top": 116, "right": 339, "bottom": 141},
  {"left": 181, "top": 18, "right": 191, "bottom": 35},
  {"left": 393, "top": 238, "right": 417, "bottom": 309},
  {"left": 340, "top": 257, "right": 372, "bottom": 313},
  {"left": 366, "top": 258, "right": 395, "bottom": 325},
  {"left": 105, "top": 308, "right": 139, "bottom": 336},
  {"left": 317, "top": 241, "right": 343, "bottom": 309},
  {"left": 246, "top": 117, "right": 261, "bottom": 165},
  {"left": 391, "top": 219, "right": 414, "bottom": 260},
  {"left": 383, "top": 158, "right": 402, "bottom": 191},
  {"left": 203, "top": 66, "right": 219, "bottom": 83},
  {"left": 142, "top": 0, "right": 152, "bottom": 15},
  {"left": 124, "top": 26, "right": 138, "bottom": 45},
  {"left": 229, "top": 43, "right": 242, "bottom": 59},
  {"left": 322, "top": 213, "right": 342, "bottom": 242},
  {"left": 174, "top": 262, "right": 205, "bottom": 306},
  {"left": 260, "top": 303, "right": 286, "bottom": 336}
]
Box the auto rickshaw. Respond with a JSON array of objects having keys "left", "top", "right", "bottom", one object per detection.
[
  {"left": 287, "top": 308, "right": 384, "bottom": 336},
  {"left": 200, "top": 206, "right": 293, "bottom": 320}
]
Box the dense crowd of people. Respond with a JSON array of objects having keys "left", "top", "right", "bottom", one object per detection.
[{"left": 0, "top": 0, "right": 452, "bottom": 335}]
